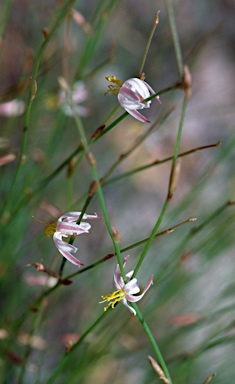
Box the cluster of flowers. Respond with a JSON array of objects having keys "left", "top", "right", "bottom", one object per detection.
[
  {"left": 52, "top": 212, "right": 153, "bottom": 315},
  {"left": 47, "top": 75, "right": 157, "bottom": 312}
]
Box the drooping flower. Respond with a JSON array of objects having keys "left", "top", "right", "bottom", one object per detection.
[
  {"left": 58, "top": 81, "right": 90, "bottom": 116},
  {"left": 105, "top": 76, "right": 159, "bottom": 123},
  {"left": 53, "top": 211, "right": 98, "bottom": 266},
  {"left": 100, "top": 255, "right": 153, "bottom": 315},
  {"left": 0, "top": 99, "right": 25, "bottom": 117}
]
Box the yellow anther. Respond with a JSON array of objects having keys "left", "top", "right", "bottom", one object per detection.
[
  {"left": 100, "top": 289, "right": 126, "bottom": 311},
  {"left": 105, "top": 76, "right": 123, "bottom": 87},
  {"left": 104, "top": 76, "right": 123, "bottom": 96},
  {"left": 45, "top": 223, "right": 57, "bottom": 238}
]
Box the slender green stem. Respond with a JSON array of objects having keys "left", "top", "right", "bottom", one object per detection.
[
  {"left": 46, "top": 309, "right": 110, "bottom": 384},
  {"left": 138, "top": 12, "right": 160, "bottom": 77},
  {"left": 168, "top": 94, "right": 187, "bottom": 196},
  {"left": 102, "top": 103, "right": 121, "bottom": 124},
  {"left": 133, "top": 303, "right": 172, "bottom": 384},
  {"left": 133, "top": 199, "right": 170, "bottom": 278},
  {"left": 2, "top": 0, "right": 75, "bottom": 217},
  {"left": 66, "top": 83, "right": 126, "bottom": 279},
  {"left": 165, "top": 0, "right": 184, "bottom": 78},
  {"left": 0, "top": 0, "right": 12, "bottom": 41}
]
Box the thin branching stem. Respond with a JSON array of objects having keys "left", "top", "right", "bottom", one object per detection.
[{"left": 105, "top": 142, "right": 221, "bottom": 185}]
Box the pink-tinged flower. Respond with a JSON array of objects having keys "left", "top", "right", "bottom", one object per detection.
[
  {"left": 53, "top": 211, "right": 98, "bottom": 266},
  {"left": 118, "top": 78, "right": 156, "bottom": 123},
  {"left": 100, "top": 255, "right": 153, "bottom": 315},
  {"left": 105, "top": 76, "right": 158, "bottom": 123},
  {"left": 58, "top": 81, "right": 90, "bottom": 117},
  {"left": 0, "top": 99, "right": 25, "bottom": 117}
]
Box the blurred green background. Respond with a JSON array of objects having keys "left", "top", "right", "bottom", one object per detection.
[{"left": 0, "top": 0, "right": 235, "bottom": 383}]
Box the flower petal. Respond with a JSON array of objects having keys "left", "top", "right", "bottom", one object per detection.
[
  {"left": 56, "top": 221, "right": 91, "bottom": 235},
  {"left": 113, "top": 255, "right": 130, "bottom": 289},
  {"left": 113, "top": 265, "right": 124, "bottom": 290},
  {"left": 53, "top": 232, "right": 84, "bottom": 266},
  {"left": 124, "top": 78, "right": 150, "bottom": 99},
  {"left": 57, "top": 249, "right": 84, "bottom": 266},
  {"left": 126, "top": 275, "right": 154, "bottom": 302},
  {"left": 125, "top": 108, "right": 151, "bottom": 123},
  {"left": 124, "top": 278, "right": 140, "bottom": 295},
  {"left": 122, "top": 298, "right": 137, "bottom": 315},
  {"left": 60, "top": 212, "right": 98, "bottom": 222}
]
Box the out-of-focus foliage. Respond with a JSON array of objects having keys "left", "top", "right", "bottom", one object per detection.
[{"left": 0, "top": 0, "right": 235, "bottom": 383}]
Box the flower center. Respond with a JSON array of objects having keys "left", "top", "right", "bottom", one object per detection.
[
  {"left": 100, "top": 289, "right": 126, "bottom": 311},
  {"left": 104, "top": 76, "right": 123, "bottom": 96}
]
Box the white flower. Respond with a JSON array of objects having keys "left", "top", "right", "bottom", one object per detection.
[
  {"left": 100, "top": 255, "right": 153, "bottom": 315},
  {"left": 53, "top": 211, "right": 98, "bottom": 266}
]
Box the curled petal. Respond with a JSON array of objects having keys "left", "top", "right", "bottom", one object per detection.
[
  {"left": 122, "top": 298, "right": 137, "bottom": 315},
  {"left": 56, "top": 221, "right": 91, "bottom": 235},
  {"left": 59, "top": 212, "right": 98, "bottom": 222},
  {"left": 52, "top": 211, "right": 99, "bottom": 266},
  {"left": 113, "top": 255, "right": 130, "bottom": 289},
  {"left": 53, "top": 232, "right": 84, "bottom": 266},
  {"left": 113, "top": 266, "right": 123, "bottom": 290},
  {"left": 125, "top": 108, "right": 151, "bottom": 123},
  {"left": 126, "top": 275, "right": 154, "bottom": 303},
  {"left": 57, "top": 248, "right": 84, "bottom": 266}
]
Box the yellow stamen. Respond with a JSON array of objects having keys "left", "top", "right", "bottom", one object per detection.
[
  {"left": 104, "top": 76, "right": 123, "bottom": 96},
  {"left": 100, "top": 289, "right": 125, "bottom": 311},
  {"left": 45, "top": 223, "right": 57, "bottom": 238}
]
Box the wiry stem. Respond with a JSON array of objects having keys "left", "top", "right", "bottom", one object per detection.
[
  {"left": 133, "top": 303, "right": 173, "bottom": 384},
  {"left": 138, "top": 12, "right": 160, "bottom": 77},
  {"left": 165, "top": 0, "right": 184, "bottom": 78}
]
